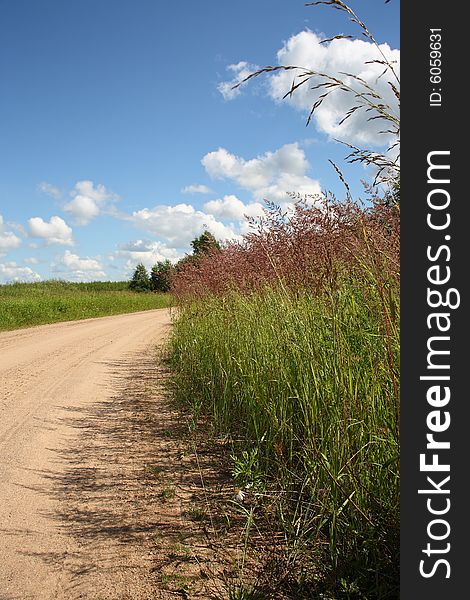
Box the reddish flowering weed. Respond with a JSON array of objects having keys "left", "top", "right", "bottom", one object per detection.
[{"left": 172, "top": 196, "right": 399, "bottom": 299}]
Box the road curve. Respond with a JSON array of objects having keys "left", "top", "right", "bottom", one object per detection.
[{"left": 0, "top": 309, "right": 172, "bottom": 599}]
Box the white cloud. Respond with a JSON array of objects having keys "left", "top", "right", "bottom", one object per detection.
[
  {"left": 117, "top": 143, "right": 320, "bottom": 256},
  {"left": 0, "top": 214, "right": 22, "bottom": 253},
  {"left": 62, "top": 250, "right": 103, "bottom": 272},
  {"left": 219, "top": 32, "right": 400, "bottom": 148},
  {"left": 181, "top": 184, "right": 213, "bottom": 194},
  {"left": 255, "top": 172, "right": 322, "bottom": 204},
  {"left": 53, "top": 250, "right": 106, "bottom": 281},
  {"left": 0, "top": 261, "right": 41, "bottom": 283},
  {"left": 130, "top": 203, "right": 240, "bottom": 247},
  {"left": 38, "top": 181, "right": 62, "bottom": 199},
  {"left": 202, "top": 143, "right": 308, "bottom": 187},
  {"left": 117, "top": 239, "right": 182, "bottom": 272},
  {"left": 270, "top": 32, "right": 399, "bottom": 146},
  {"left": 64, "top": 180, "right": 118, "bottom": 225},
  {"left": 202, "top": 143, "right": 321, "bottom": 204},
  {"left": 217, "top": 61, "right": 259, "bottom": 100},
  {"left": 28, "top": 216, "right": 74, "bottom": 246},
  {"left": 24, "top": 257, "right": 39, "bottom": 265},
  {"left": 203, "top": 195, "right": 264, "bottom": 220}
]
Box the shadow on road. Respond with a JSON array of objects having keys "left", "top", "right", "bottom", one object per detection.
[{"left": 11, "top": 345, "right": 231, "bottom": 598}]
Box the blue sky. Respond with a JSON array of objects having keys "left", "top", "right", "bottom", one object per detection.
[{"left": 0, "top": 0, "right": 399, "bottom": 283}]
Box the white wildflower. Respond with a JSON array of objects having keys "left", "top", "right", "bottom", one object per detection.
[{"left": 233, "top": 488, "right": 246, "bottom": 502}]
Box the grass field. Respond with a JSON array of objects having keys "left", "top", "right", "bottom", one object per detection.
[{"left": 0, "top": 280, "right": 172, "bottom": 331}]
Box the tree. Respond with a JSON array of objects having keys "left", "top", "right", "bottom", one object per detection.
[
  {"left": 173, "top": 231, "right": 221, "bottom": 277},
  {"left": 190, "top": 230, "right": 220, "bottom": 256},
  {"left": 150, "top": 260, "right": 174, "bottom": 293},
  {"left": 129, "top": 263, "right": 151, "bottom": 292}
]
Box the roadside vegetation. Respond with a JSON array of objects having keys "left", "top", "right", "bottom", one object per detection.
[
  {"left": 169, "top": 197, "right": 399, "bottom": 598},
  {"left": 0, "top": 279, "right": 171, "bottom": 331},
  {"left": 166, "top": 2, "right": 400, "bottom": 597}
]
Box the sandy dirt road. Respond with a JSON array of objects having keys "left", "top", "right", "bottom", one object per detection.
[{"left": 0, "top": 309, "right": 173, "bottom": 600}]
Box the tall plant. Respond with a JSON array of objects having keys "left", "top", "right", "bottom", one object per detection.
[{"left": 235, "top": 0, "right": 400, "bottom": 195}]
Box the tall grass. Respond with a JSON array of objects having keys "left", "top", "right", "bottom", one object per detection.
[
  {"left": 0, "top": 280, "right": 172, "bottom": 331},
  {"left": 235, "top": 0, "right": 400, "bottom": 192},
  {"left": 169, "top": 198, "right": 399, "bottom": 598}
]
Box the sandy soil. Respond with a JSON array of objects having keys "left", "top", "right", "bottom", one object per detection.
[{"left": 0, "top": 310, "right": 176, "bottom": 600}]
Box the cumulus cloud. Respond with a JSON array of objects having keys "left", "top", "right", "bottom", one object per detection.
[
  {"left": 0, "top": 214, "right": 22, "bottom": 253},
  {"left": 130, "top": 203, "right": 240, "bottom": 247},
  {"left": 53, "top": 250, "right": 106, "bottom": 281},
  {"left": 63, "top": 180, "right": 118, "bottom": 225},
  {"left": 203, "top": 143, "right": 308, "bottom": 187},
  {"left": 24, "top": 257, "right": 39, "bottom": 265},
  {"left": 28, "top": 216, "right": 74, "bottom": 246},
  {"left": 118, "top": 143, "right": 320, "bottom": 256},
  {"left": 203, "top": 195, "right": 264, "bottom": 221},
  {"left": 0, "top": 261, "right": 41, "bottom": 283},
  {"left": 38, "top": 181, "right": 62, "bottom": 199},
  {"left": 62, "top": 250, "right": 103, "bottom": 272},
  {"left": 202, "top": 143, "right": 321, "bottom": 204},
  {"left": 117, "top": 239, "right": 182, "bottom": 272},
  {"left": 181, "top": 184, "right": 213, "bottom": 194},
  {"left": 219, "top": 32, "right": 400, "bottom": 148},
  {"left": 217, "top": 61, "right": 259, "bottom": 100},
  {"left": 271, "top": 32, "right": 399, "bottom": 146}
]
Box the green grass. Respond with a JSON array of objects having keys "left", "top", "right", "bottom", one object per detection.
[
  {"left": 0, "top": 279, "right": 172, "bottom": 331},
  {"left": 169, "top": 283, "right": 399, "bottom": 598}
]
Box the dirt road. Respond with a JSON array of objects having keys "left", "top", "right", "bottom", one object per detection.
[{"left": 0, "top": 309, "right": 172, "bottom": 599}]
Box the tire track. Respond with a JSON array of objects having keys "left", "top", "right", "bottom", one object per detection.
[{"left": 0, "top": 309, "right": 171, "bottom": 599}]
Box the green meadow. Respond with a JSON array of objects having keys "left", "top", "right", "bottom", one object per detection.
[{"left": 0, "top": 280, "right": 172, "bottom": 331}]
